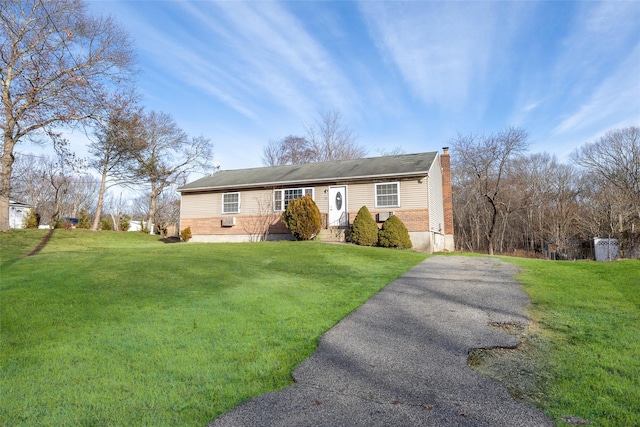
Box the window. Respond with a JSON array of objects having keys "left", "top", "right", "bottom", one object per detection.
[
  {"left": 273, "top": 188, "right": 313, "bottom": 211},
  {"left": 222, "top": 192, "right": 240, "bottom": 214},
  {"left": 375, "top": 182, "right": 399, "bottom": 208}
]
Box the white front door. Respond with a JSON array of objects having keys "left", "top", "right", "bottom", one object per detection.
[{"left": 328, "top": 186, "right": 348, "bottom": 227}]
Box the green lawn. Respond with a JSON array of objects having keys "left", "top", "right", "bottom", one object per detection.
[
  {"left": 3, "top": 231, "right": 637, "bottom": 426},
  {"left": 503, "top": 257, "right": 640, "bottom": 427},
  {"left": 0, "top": 229, "right": 426, "bottom": 427}
]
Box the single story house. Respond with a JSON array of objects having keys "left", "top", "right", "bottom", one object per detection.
[
  {"left": 177, "top": 149, "right": 454, "bottom": 253},
  {"left": 9, "top": 200, "right": 32, "bottom": 229}
]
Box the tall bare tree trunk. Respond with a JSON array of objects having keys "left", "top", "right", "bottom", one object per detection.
[
  {"left": 485, "top": 196, "right": 498, "bottom": 255},
  {"left": 92, "top": 169, "right": 109, "bottom": 231},
  {"left": 147, "top": 185, "right": 159, "bottom": 234},
  {"left": 1, "top": 129, "right": 16, "bottom": 232}
]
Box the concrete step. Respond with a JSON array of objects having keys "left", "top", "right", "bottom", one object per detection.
[{"left": 318, "top": 228, "right": 348, "bottom": 243}]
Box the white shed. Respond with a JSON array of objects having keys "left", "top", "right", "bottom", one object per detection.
[{"left": 9, "top": 201, "right": 32, "bottom": 229}]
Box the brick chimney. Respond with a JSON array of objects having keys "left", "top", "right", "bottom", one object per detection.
[{"left": 441, "top": 147, "right": 454, "bottom": 241}]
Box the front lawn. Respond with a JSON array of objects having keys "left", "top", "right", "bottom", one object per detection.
[
  {"left": 0, "top": 229, "right": 427, "bottom": 426},
  {"left": 503, "top": 257, "right": 640, "bottom": 427}
]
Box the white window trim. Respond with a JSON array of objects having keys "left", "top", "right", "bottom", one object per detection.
[
  {"left": 222, "top": 192, "right": 240, "bottom": 214},
  {"left": 374, "top": 182, "right": 400, "bottom": 208},
  {"left": 273, "top": 187, "right": 314, "bottom": 211}
]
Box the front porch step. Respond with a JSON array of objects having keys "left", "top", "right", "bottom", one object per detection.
[{"left": 317, "top": 228, "right": 348, "bottom": 243}]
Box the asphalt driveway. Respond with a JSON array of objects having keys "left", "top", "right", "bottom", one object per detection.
[{"left": 209, "top": 256, "right": 553, "bottom": 427}]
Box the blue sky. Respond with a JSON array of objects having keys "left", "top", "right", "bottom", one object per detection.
[{"left": 82, "top": 0, "right": 639, "bottom": 172}]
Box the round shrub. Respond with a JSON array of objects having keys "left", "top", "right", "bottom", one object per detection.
[
  {"left": 351, "top": 206, "right": 379, "bottom": 246},
  {"left": 282, "top": 194, "right": 322, "bottom": 240},
  {"left": 180, "top": 226, "right": 192, "bottom": 242},
  {"left": 378, "top": 215, "right": 412, "bottom": 249},
  {"left": 100, "top": 217, "right": 112, "bottom": 231}
]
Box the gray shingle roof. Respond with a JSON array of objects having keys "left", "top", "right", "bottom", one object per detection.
[{"left": 178, "top": 152, "right": 438, "bottom": 192}]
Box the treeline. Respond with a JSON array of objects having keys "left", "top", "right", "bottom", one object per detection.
[
  {"left": 10, "top": 154, "right": 181, "bottom": 234},
  {"left": 451, "top": 126, "right": 639, "bottom": 259}
]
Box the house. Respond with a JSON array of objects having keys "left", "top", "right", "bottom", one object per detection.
[
  {"left": 177, "top": 149, "right": 454, "bottom": 253},
  {"left": 9, "top": 200, "right": 32, "bottom": 229}
]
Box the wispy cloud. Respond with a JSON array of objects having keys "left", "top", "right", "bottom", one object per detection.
[
  {"left": 550, "top": 1, "right": 640, "bottom": 136},
  {"left": 178, "top": 1, "right": 356, "bottom": 120},
  {"left": 358, "top": 2, "right": 500, "bottom": 111},
  {"left": 113, "top": 1, "right": 357, "bottom": 122},
  {"left": 555, "top": 1, "right": 640, "bottom": 78},
  {"left": 509, "top": 100, "right": 542, "bottom": 128},
  {"left": 553, "top": 42, "right": 640, "bottom": 136}
]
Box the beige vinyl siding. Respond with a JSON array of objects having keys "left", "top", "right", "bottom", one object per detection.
[
  {"left": 400, "top": 179, "right": 428, "bottom": 209},
  {"left": 347, "top": 182, "right": 372, "bottom": 210},
  {"left": 181, "top": 187, "right": 328, "bottom": 218},
  {"left": 181, "top": 179, "right": 430, "bottom": 219},
  {"left": 347, "top": 179, "right": 427, "bottom": 212},
  {"left": 428, "top": 155, "right": 445, "bottom": 232},
  {"left": 237, "top": 189, "right": 275, "bottom": 214},
  {"left": 315, "top": 186, "right": 329, "bottom": 213},
  {"left": 181, "top": 192, "right": 220, "bottom": 218}
]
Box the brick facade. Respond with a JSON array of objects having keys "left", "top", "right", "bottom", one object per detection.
[
  {"left": 184, "top": 216, "right": 288, "bottom": 236},
  {"left": 355, "top": 208, "right": 430, "bottom": 232},
  {"left": 185, "top": 208, "right": 429, "bottom": 237}
]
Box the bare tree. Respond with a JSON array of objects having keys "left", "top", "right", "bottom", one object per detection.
[
  {"left": 0, "top": 0, "right": 136, "bottom": 231},
  {"left": 67, "top": 173, "right": 100, "bottom": 218},
  {"left": 10, "top": 153, "right": 49, "bottom": 221},
  {"left": 133, "top": 111, "right": 213, "bottom": 232},
  {"left": 40, "top": 154, "right": 74, "bottom": 225},
  {"left": 11, "top": 153, "right": 97, "bottom": 226},
  {"left": 530, "top": 158, "right": 581, "bottom": 258},
  {"left": 262, "top": 110, "right": 366, "bottom": 166},
  {"left": 132, "top": 186, "right": 180, "bottom": 236},
  {"left": 88, "top": 96, "right": 143, "bottom": 230},
  {"left": 571, "top": 127, "right": 640, "bottom": 217},
  {"left": 152, "top": 187, "right": 181, "bottom": 237},
  {"left": 101, "top": 191, "right": 128, "bottom": 231},
  {"left": 306, "top": 110, "right": 367, "bottom": 162},
  {"left": 262, "top": 135, "right": 313, "bottom": 166},
  {"left": 451, "top": 127, "right": 529, "bottom": 255},
  {"left": 375, "top": 146, "right": 405, "bottom": 156},
  {"left": 451, "top": 126, "right": 639, "bottom": 259},
  {"left": 572, "top": 127, "right": 640, "bottom": 255}
]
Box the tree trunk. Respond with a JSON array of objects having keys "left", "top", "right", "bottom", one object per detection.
[
  {"left": 500, "top": 211, "right": 509, "bottom": 253},
  {"left": 1, "top": 132, "right": 16, "bottom": 232},
  {"left": 92, "top": 167, "right": 109, "bottom": 231},
  {"left": 147, "top": 184, "right": 159, "bottom": 235},
  {"left": 110, "top": 212, "right": 119, "bottom": 232},
  {"left": 485, "top": 196, "right": 498, "bottom": 255}
]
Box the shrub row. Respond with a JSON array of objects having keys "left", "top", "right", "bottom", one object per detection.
[
  {"left": 280, "top": 197, "right": 413, "bottom": 249},
  {"left": 352, "top": 206, "right": 412, "bottom": 249}
]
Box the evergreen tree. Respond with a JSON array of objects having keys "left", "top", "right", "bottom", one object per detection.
[
  {"left": 282, "top": 195, "right": 322, "bottom": 240},
  {"left": 351, "top": 206, "right": 379, "bottom": 246},
  {"left": 378, "top": 215, "right": 412, "bottom": 249}
]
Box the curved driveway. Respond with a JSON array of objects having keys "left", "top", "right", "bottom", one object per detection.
[{"left": 209, "top": 256, "right": 553, "bottom": 427}]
